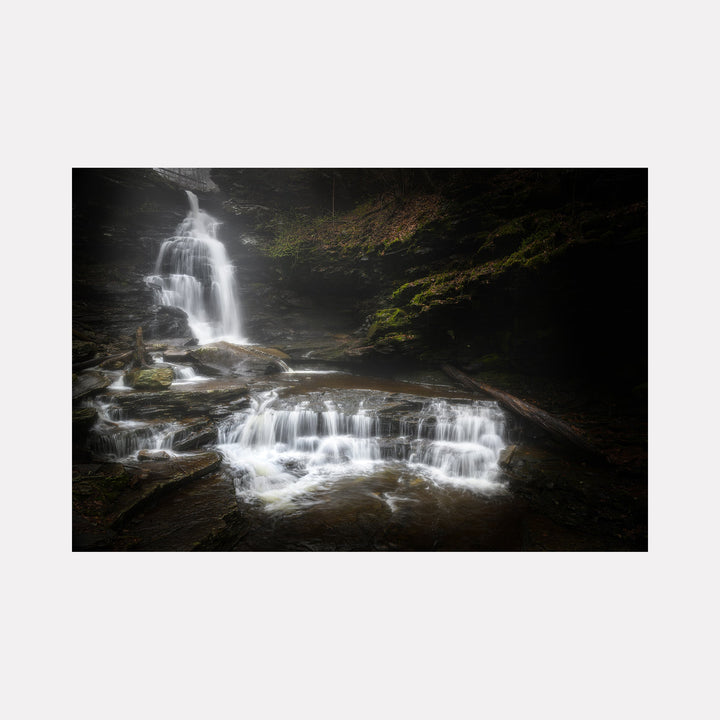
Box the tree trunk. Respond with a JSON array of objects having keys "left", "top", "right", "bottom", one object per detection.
[
  {"left": 133, "top": 326, "right": 149, "bottom": 368},
  {"left": 442, "top": 364, "right": 607, "bottom": 463}
]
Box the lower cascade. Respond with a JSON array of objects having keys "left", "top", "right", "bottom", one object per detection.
[{"left": 217, "top": 390, "right": 507, "bottom": 510}]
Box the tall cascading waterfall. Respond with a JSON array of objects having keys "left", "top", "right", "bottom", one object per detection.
[
  {"left": 217, "top": 391, "right": 508, "bottom": 510},
  {"left": 146, "top": 191, "right": 245, "bottom": 344}
]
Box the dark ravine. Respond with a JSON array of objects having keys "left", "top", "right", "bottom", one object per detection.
[
  {"left": 441, "top": 364, "right": 607, "bottom": 463},
  {"left": 72, "top": 168, "right": 647, "bottom": 551}
]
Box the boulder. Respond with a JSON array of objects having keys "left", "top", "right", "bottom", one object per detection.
[
  {"left": 72, "top": 370, "right": 112, "bottom": 401},
  {"left": 187, "top": 341, "right": 289, "bottom": 376},
  {"left": 123, "top": 367, "right": 174, "bottom": 390},
  {"left": 163, "top": 349, "right": 193, "bottom": 363},
  {"left": 143, "top": 306, "right": 191, "bottom": 339},
  {"left": 138, "top": 449, "right": 173, "bottom": 461}
]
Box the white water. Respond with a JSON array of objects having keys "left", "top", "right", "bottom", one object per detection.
[
  {"left": 106, "top": 355, "right": 208, "bottom": 390},
  {"left": 146, "top": 191, "right": 245, "bottom": 344},
  {"left": 217, "top": 391, "right": 507, "bottom": 510},
  {"left": 409, "top": 400, "right": 506, "bottom": 487},
  {"left": 86, "top": 400, "right": 182, "bottom": 459}
]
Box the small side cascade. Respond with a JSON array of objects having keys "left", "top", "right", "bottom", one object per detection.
[
  {"left": 86, "top": 401, "right": 182, "bottom": 460},
  {"left": 409, "top": 400, "right": 506, "bottom": 481},
  {"left": 145, "top": 190, "right": 245, "bottom": 344}
]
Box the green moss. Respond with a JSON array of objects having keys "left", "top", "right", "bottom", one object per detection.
[
  {"left": 258, "top": 194, "right": 444, "bottom": 263},
  {"left": 491, "top": 217, "right": 525, "bottom": 238},
  {"left": 391, "top": 282, "right": 417, "bottom": 303},
  {"left": 373, "top": 332, "right": 419, "bottom": 351},
  {"left": 366, "top": 307, "right": 409, "bottom": 342}
]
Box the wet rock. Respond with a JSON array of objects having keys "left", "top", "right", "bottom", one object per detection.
[
  {"left": 498, "top": 444, "right": 518, "bottom": 470},
  {"left": 163, "top": 349, "right": 193, "bottom": 363},
  {"left": 72, "top": 462, "right": 133, "bottom": 543},
  {"left": 171, "top": 420, "right": 218, "bottom": 451},
  {"left": 187, "top": 341, "right": 289, "bottom": 377},
  {"left": 72, "top": 370, "right": 112, "bottom": 401},
  {"left": 114, "top": 385, "right": 249, "bottom": 419},
  {"left": 110, "top": 451, "right": 223, "bottom": 529},
  {"left": 138, "top": 449, "right": 173, "bottom": 461},
  {"left": 72, "top": 406, "right": 99, "bottom": 462},
  {"left": 123, "top": 366, "right": 174, "bottom": 390},
  {"left": 143, "top": 306, "right": 191, "bottom": 339}
]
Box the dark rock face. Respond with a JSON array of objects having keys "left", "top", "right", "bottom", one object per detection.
[
  {"left": 72, "top": 406, "right": 99, "bottom": 462},
  {"left": 211, "top": 168, "right": 647, "bottom": 385},
  {"left": 143, "top": 306, "right": 191, "bottom": 339},
  {"left": 72, "top": 370, "right": 112, "bottom": 401},
  {"left": 72, "top": 340, "right": 97, "bottom": 363},
  {"left": 73, "top": 169, "right": 190, "bottom": 343}
]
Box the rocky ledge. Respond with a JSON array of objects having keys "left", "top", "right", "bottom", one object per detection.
[
  {"left": 72, "top": 451, "right": 226, "bottom": 550},
  {"left": 161, "top": 340, "right": 291, "bottom": 377}
]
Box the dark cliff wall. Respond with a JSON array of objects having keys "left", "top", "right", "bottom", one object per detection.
[
  {"left": 211, "top": 168, "right": 647, "bottom": 385},
  {"left": 73, "top": 169, "right": 188, "bottom": 345}
]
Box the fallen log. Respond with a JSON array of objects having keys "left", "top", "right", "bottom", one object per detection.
[
  {"left": 442, "top": 364, "right": 607, "bottom": 463},
  {"left": 72, "top": 350, "right": 133, "bottom": 372}
]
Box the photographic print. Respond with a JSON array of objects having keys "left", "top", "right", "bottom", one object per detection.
[{"left": 72, "top": 168, "right": 647, "bottom": 551}]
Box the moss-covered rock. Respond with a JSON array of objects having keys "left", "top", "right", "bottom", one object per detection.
[{"left": 123, "top": 367, "right": 174, "bottom": 390}]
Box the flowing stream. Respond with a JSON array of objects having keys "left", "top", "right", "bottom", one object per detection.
[{"left": 81, "top": 191, "right": 517, "bottom": 548}]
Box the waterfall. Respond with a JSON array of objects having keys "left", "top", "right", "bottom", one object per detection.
[
  {"left": 146, "top": 191, "right": 245, "bottom": 344},
  {"left": 217, "top": 391, "right": 507, "bottom": 509}
]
